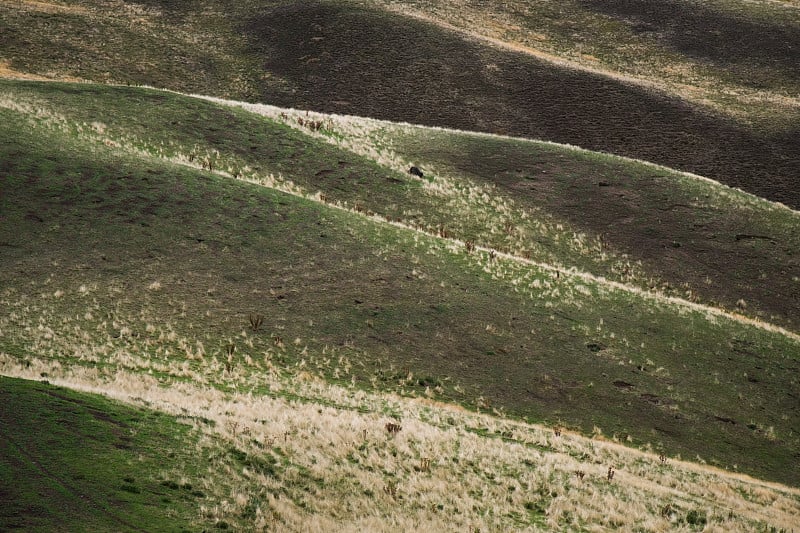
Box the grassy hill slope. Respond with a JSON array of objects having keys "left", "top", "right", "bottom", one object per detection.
[
  {"left": 3, "top": 366, "right": 798, "bottom": 531},
  {"left": 5, "top": 79, "right": 798, "bottom": 329},
  {"left": 214, "top": 96, "right": 800, "bottom": 330},
  {"left": 0, "top": 376, "right": 206, "bottom": 532},
  {"left": 1, "top": 0, "right": 799, "bottom": 208},
  {"left": 1, "top": 80, "right": 799, "bottom": 491}
]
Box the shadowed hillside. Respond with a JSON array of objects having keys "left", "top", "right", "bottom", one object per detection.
[
  {"left": 577, "top": 0, "right": 800, "bottom": 90},
  {"left": 2, "top": 81, "right": 799, "bottom": 487},
  {"left": 385, "top": 128, "right": 800, "bottom": 329},
  {"left": 1, "top": 0, "right": 798, "bottom": 207},
  {"left": 0, "top": 377, "right": 203, "bottom": 531},
  {"left": 243, "top": 1, "right": 800, "bottom": 208}
]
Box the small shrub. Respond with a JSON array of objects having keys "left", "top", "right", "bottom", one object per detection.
[
  {"left": 120, "top": 483, "right": 141, "bottom": 494},
  {"left": 524, "top": 500, "right": 546, "bottom": 515},
  {"left": 161, "top": 480, "right": 180, "bottom": 490},
  {"left": 385, "top": 422, "right": 402, "bottom": 435},
  {"left": 417, "top": 376, "right": 441, "bottom": 387},
  {"left": 248, "top": 313, "right": 264, "bottom": 331},
  {"left": 384, "top": 481, "right": 398, "bottom": 498},
  {"left": 686, "top": 509, "right": 707, "bottom": 527}
]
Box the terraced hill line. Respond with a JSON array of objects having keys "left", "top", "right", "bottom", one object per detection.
[{"left": 3, "top": 1, "right": 799, "bottom": 207}]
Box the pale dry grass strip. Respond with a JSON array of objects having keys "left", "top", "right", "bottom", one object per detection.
[
  {"left": 1, "top": 0, "right": 90, "bottom": 15},
  {"left": 377, "top": 1, "right": 800, "bottom": 119},
  {"left": 1, "top": 346, "right": 798, "bottom": 532}
]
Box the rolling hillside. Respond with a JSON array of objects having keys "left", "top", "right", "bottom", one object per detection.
[
  {"left": 1, "top": 0, "right": 799, "bottom": 207},
  {"left": 1, "top": 1, "right": 799, "bottom": 530},
  {"left": 0, "top": 78, "right": 798, "bottom": 511}
]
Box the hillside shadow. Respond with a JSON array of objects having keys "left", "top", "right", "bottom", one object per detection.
[
  {"left": 576, "top": 0, "right": 800, "bottom": 90},
  {"left": 242, "top": 1, "right": 800, "bottom": 209},
  {"left": 396, "top": 131, "right": 800, "bottom": 328}
]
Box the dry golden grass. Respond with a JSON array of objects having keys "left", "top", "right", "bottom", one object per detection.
[
  {"left": 1, "top": 281, "right": 798, "bottom": 531},
  {"left": 2, "top": 351, "right": 798, "bottom": 531},
  {"left": 1, "top": 0, "right": 90, "bottom": 15}
]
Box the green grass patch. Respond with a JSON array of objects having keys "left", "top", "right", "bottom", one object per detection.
[{"left": 0, "top": 376, "right": 203, "bottom": 532}]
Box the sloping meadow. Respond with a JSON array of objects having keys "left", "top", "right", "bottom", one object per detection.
[
  {"left": 2, "top": 366, "right": 800, "bottom": 531},
  {"left": 1, "top": 78, "right": 799, "bottom": 506}
]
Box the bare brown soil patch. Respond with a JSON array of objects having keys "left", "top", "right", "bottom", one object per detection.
[{"left": 0, "top": 60, "right": 83, "bottom": 81}]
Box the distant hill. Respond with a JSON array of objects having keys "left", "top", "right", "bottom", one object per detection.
[{"left": 1, "top": 0, "right": 799, "bottom": 207}]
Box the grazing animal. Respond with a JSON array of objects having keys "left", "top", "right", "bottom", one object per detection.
[
  {"left": 408, "top": 166, "right": 424, "bottom": 178},
  {"left": 385, "top": 422, "right": 402, "bottom": 434}
]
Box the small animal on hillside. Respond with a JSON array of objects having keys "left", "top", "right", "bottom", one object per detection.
[{"left": 408, "top": 166, "right": 424, "bottom": 178}]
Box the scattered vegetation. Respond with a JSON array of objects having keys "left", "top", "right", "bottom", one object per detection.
[
  {"left": 3, "top": 359, "right": 800, "bottom": 531},
  {"left": 1, "top": 2, "right": 799, "bottom": 528},
  {"left": 1, "top": 81, "right": 799, "bottom": 497},
  {"left": 1, "top": 0, "right": 798, "bottom": 207}
]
